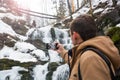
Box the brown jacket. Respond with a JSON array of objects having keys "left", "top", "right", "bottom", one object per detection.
[{"left": 60, "top": 36, "right": 120, "bottom": 80}]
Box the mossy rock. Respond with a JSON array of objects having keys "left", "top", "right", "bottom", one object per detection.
[
  {"left": 20, "top": 62, "right": 36, "bottom": 69},
  {"left": 0, "top": 59, "right": 20, "bottom": 70},
  {"left": 107, "top": 27, "right": 120, "bottom": 42},
  {"left": 19, "top": 70, "right": 34, "bottom": 80},
  {"left": 46, "top": 71, "right": 53, "bottom": 80},
  {"left": 0, "top": 59, "right": 36, "bottom": 70},
  {"left": 47, "top": 62, "right": 59, "bottom": 71},
  {"left": 0, "top": 33, "right": 19, "bottom": 47},
  {"left": 107, "top": 27, "right": 120, "bottom": 52}
]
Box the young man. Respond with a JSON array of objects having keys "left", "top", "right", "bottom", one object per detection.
[{"left": 56, "top": 14, "right": 120, "bottom": 80}]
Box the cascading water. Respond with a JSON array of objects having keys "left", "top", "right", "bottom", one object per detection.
[
  {"left": 26, "top": 26, "right": 72, "bottom": 80},
  {"left": 52, "top": 64, "right": 69, "bottom": 80},
  {"left": 33, "top": 63, "right": 48, "bottom": 80}
]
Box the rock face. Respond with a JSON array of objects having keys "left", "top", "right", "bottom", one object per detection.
[
  {"left": 96, "top": 6, "right": 120, "bottom": 28},
  {"left": 25, "top": 39, "right": 47, "bottom": 51},
  {"left": 11, "top": 20, "right": 28, "bottom": 35},
  {"left": 0, "top": 33, "right": 18, "bottom": 49},
  {"left": 0, "top": 33, "right": 5, "bottom": 49},
  {"left": 106, "top": 27, "right": 120, "bottom": 52},
  {"left": 93, "top": 3, "right": 120, "bottom": 52},
  {"left": 1, "top": 16, "right": 28, "bottom": 35}
]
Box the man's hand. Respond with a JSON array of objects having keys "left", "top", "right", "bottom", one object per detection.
[{"left": 55, "top": 43, "right": 67, "bottom": 54}]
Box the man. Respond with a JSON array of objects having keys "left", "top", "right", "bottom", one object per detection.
[{"left": 55, "top": 14, "right": 120, "bottom": 80}]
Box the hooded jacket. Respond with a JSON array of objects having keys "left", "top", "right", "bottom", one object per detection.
[{"left": 60, "top": 36, "right": 120, "bottom": 80}]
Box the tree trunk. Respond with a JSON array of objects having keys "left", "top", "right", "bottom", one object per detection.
[
  {"left": 76, "top": 0, "right": 79, "bottom": 9},
  {"left": 71, "top": 0, "right": 75, "bottom": 12},
  {"left": 67, "top": 0, "right": 73, "bottom": 19},
  {"left": 89, "top": 0, "right": 93, "bottom": 16}
]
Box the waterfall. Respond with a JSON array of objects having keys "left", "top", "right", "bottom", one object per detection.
[
  {"left": 26, "top": 26, "right": 72, "bottom": 80},
  {"left": 0, "top": 66, "right": 28, "bottom": 80},
  {"left": 52, "top": 64, "right": 69, "bottom": 80},
  {"left": 33, "top": 63, "right": 48, "bottom": 80},
  {"left": 26, "top": 26, "right": 72, "bottom": 49}
]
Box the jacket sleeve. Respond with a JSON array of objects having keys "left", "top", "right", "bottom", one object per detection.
[
  {"left": 59, "top": 50, "right": 72, "bottom": 63},
  {"left": 79, "top": 50, "right": 111, "bottom": 80}
]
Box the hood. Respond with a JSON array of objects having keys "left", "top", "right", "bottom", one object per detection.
[{"left": 76, "top": 36, "right": 120, "bottom": 70}]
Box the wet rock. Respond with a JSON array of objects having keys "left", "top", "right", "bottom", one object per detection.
[
  {"left": 11, "top": 20, "right": 28, "bottom": 35},
  {"left": 46, "top": 71, "right": 53, "bottom": 80},
  {"left": 0, "top": 33, "right": 17, "bottom": 49},
  {"left": 25, "top": 39, "right": 46, "bottom": 51},
  {"left": 19, "top": 70, "right": 33, "bottom": 80},
  {"left": 48, "top": 62, "right": 59, "bottom": 71},
  {"left": 46, "top": 62, "right": 59, "bottom": 80},
  {"left": 50, "top": 28, "right": 56, "bottom": 41}
]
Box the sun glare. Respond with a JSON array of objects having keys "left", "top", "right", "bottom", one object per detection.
[
  {"left": 13, "top": 0, "right": 56, "bottom": 15},
  {"left": 14, "top": 0, "right": 41, "bottom": 11}
]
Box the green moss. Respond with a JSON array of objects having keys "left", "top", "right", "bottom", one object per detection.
[
  {"left": 111, "top": 34, "right": 120, "bottom": 42},
  {"left": 48, "top": 62, "right": 59, "bottom": 71},
  {"left": 107, "top": 27, "right": 120, "bottom": 42},
  {"left": 20, "top": 62, "right": 35, "bottom": 68},
  {"left": 107, "top": 27, "right": 120, "bottom": 52},
  {"left": 0, "top": 59, "right": 36, "bottom": 70},
  {"left": 0, "top": 59, "right": 20, "bottom": 70}
]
